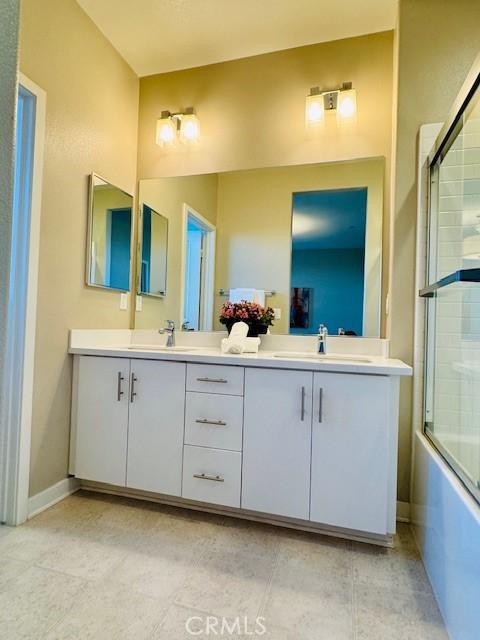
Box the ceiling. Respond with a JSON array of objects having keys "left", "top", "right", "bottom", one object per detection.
[
  {"left": 77, "top": 0, "right": 397, "bottom": 77},
  {"left": 292, "top": 188, "right": 367, "bottom": 250}
]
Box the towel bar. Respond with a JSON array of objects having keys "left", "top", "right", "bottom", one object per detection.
[{"left": 218, "top": 289, "right": 276, "bottom": 297}]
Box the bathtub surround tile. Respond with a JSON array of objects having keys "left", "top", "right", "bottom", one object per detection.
[{"left": 0, "top": 492, "right": 448, "bottom": 640}]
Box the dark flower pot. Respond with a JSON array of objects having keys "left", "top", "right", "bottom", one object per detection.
[{"left": 223, "top": 321, "right": 269, "bottom": 337}]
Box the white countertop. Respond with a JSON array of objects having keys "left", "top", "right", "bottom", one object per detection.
[{"left": 69, "top": 331, "right": 412, "bottom": 376}]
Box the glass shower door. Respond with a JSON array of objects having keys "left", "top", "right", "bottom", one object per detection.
[{"left": 423, "top": 77, "right": 480, "bottom": 503}]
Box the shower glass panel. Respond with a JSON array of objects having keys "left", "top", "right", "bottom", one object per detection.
[{"left": 423, "top": 76, "right": 480, "bottom": 503}]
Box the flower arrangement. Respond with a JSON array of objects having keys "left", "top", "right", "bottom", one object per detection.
[{"left": 219, "top": 301, "right": 275, "bottom": 336}]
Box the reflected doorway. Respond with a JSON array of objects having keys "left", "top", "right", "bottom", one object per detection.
[
  {"left": 182, "top": 205, "right": 216, "bottom": 331},
  {"left": 290, "top": 188, "right": 368, "bottom": 336}
]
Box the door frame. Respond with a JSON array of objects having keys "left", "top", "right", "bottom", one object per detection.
[
  {"left": 0, "top": 74, "right": 46, "bottom": 525},
  {"left": 180, "top": 203, "right": 216, "bottom": 331}
]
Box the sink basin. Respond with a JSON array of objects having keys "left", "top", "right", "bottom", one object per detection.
[
  {"left": 273, "top": 352, "right": 372, "bottom": 364},
  {"left": 127, "top": 345, "right": 195, "bottom": 352}
]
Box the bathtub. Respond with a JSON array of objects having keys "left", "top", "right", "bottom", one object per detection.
[{"left": 411, "top": 433, "right": 480, "bottom": 640}]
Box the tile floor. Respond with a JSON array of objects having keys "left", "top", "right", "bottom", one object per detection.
[{"left": 0, "top": 491, "right": 447, "bottom": 639}]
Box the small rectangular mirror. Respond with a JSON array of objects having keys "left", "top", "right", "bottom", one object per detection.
[
  {"left": 86, "top": 173, "right": 133, "bottom": 291},
  {"left": 138, "top": 203, "right": 168, "bottom": 297}
]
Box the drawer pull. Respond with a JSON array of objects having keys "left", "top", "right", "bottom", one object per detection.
[
  {"left": 195, "top": 418, "right": 227, "bottom": 427},
  {"left": 193, "top": 472, "right": 225, "bottom": 483},
  {"left": 301, "top": 386, "right": 306, "bottom": 421},
  {"left": 196, "top": 377, "right": 228, "bottom": 384}
]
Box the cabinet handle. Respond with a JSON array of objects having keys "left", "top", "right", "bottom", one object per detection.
[
  {"left": 117, "top": 372, "right": 125, "bottom": 401},
  {"left": 193, "top": 472, "right": 225, "bottom": 483},
  {"left": 195, "top": 418, "right": 227, "bottom": 427},
  {"left": 130, "top": 373, "right": 138, "bottom": 403},
  {"left": 301, "top": 386, "right": 306, "bottom": 421},
  {"left": 196, "top": 377, "right": 228, "bottom": 384},
  {"left": 318, "top": 387, "right": 323, "bottom": 423}
]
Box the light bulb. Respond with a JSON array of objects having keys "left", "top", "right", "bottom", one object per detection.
[
  {"left": 305, "top": 93, "right": 325, "bottom": 126},
  {"left": 156, "top": 117, "right": 176, "bottom": 146},
  {"left": 179, "top": 113, "right": 200, "bottom": 144},
  {"left": 337, "top": 89, "right": 357, "bottom": 122}
]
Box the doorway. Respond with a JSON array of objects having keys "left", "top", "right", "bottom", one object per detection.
[
  {"left": 0, "top": 76, "right": 45, "bottom": 525},
  {"left": 290, "top": 187, "right": 368, "bottom": 336},
  {"left": 182, "top": 205, "right": 215, "bottom": 331}
]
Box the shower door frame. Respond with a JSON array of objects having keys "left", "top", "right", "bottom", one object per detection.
[{"left": 421, "top": 53, "right": 480, "bottom": 505}]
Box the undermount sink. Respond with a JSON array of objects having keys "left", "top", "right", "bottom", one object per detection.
[
  {"left": 127, "top": 345, "right": 195, "bottom": 352},
  {"left": 273, "top": 352, "right": 372, "bottom": 363}
]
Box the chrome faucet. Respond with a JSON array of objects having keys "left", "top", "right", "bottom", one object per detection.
[
  {"left": 318, "top": 324, "right": 328, "bottom": 354},
  {"left": 159, "top": 320, "right": 175, "bottom": 347}
]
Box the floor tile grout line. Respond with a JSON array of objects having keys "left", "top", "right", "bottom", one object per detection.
[{"left": 256, "top": 538, "right": 281, "bottom": 623}]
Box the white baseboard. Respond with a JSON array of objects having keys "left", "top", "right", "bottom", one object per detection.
[
  {"left": 27, "top": 479, "right": 411, "bottom": 527},
  {"left": 396, "top": 500, "right": 411, "bottom": 522},
  {"left": 28, "top": 477, "right": 80, "bottom": 519}
]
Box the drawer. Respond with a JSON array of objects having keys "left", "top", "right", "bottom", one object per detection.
[
  {"left": 185, "top": 392, "right": 243, "bottom": 451},
  {"left": 186, "top": 364, "right": 244, "bottom": 396},
  {"left": 182, "top": 445, "right": 241, "bottom": 508}
]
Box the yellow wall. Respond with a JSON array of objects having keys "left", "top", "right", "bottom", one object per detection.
[
  {"left": 137, "top": 174, "right": 218, "bottom": 328},
  {"left": 20, "top": 0, "right": 139, "bottom": 496},
  {"left": 138, "top": 32, "right": 394, "bottom": 180},
  {"left": 390, "top": 0, "right": 480, "bottom": 502},
  {"left": 214, "top": 159, "right": 385, "bottom": 334},
  {"left": 137, "top": 30, "right": 393, "bottom": 332}
]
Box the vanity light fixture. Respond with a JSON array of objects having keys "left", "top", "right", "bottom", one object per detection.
[
  {"left": 156, "top": 107, "right": 200, "bottom": 147},
  {"left": 305, "top": 82, "right": 357, "bottom": 127}
]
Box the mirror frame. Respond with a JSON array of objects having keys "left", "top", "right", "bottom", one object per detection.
[
  {"left": 137, "top": 201, "right": 169, "bottom": 298},
  {"left": 86, "top": 173, "right": 134, "bottom": 293}
]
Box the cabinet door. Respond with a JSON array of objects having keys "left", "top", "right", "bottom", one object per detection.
[
  {"left": 242, "top": 368, "right": 313, "bottom": 520},
  {"left": 75, "top": 356, "right": 130, "bottom": 486},
  {"left": 127, "top": 360, "right": 186, "bottom": 496},
  {"left": 311, "top": 372, "right": 390, "bottom": 534}
]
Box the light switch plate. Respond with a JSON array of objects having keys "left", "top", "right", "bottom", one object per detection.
[
  {"left": 136, "top": 295, "right": 143, "bottom": 312},
  {"left": 274, "top": 308, "right": 282, "bottom": 320},
  {"left": 120, "top": 293, "right": 128, "bottom": 310}
]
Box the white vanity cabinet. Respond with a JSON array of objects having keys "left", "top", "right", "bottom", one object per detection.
[
  {"left": 73, "top": 356, "right": 130, "bottom": 486},
  {"left": 126, "top": 360, "right": 185, "bottom": 496},
  {"left": 71, "top": 356, "right": 186, "bottom": 496},
  {"left": 310, "top": 372, "right": 393, "bottom": 535},
  {"left": 242, "top": 368, "right": 313, "bottom": 520},
  {"left": 70, "top": 349, "right": 403, "bottom": 542},
  {"left": 242, "top": 368, "right": 397, "bottom": 535}
]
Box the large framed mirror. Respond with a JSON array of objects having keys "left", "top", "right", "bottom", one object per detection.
[
  {"left": 138, "top": 203, "right": 168, "bottom": 297},
  {"left": 86, "top": 173, "right": 133, "bottom": 292},
  {"left": 135, "top": 158, "right": 385, "bottom": 336}
]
